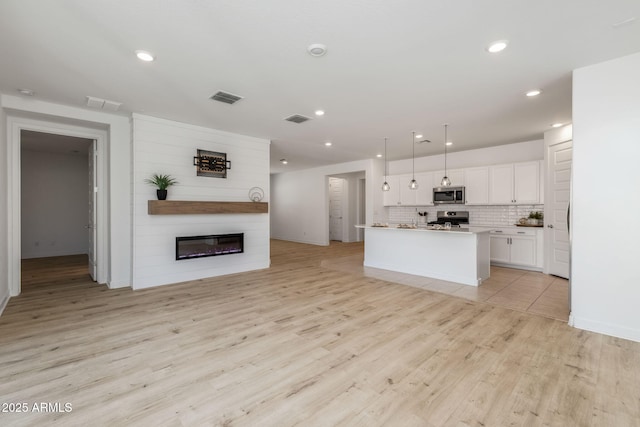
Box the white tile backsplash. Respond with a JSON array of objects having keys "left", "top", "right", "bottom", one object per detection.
[{"left": 385, "top": 204, "right": 544, "bottom": 227}]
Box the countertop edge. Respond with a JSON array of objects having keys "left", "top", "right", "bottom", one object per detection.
[{"left": 355, "top": 225, "right": 492, "bottom": 234}]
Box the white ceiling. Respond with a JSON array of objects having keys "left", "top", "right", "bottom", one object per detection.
[{"left": 1, "top": 1, "right": 639, "bottom": 173}]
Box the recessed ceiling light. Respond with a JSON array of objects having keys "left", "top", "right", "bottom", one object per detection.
[
  {"left": 446, "top": 141, "right": 453, "bottom": 146},
  {"left": 280, "top": 159, "right": 288, "bottom": 164},
  {"left": 135, "top": 50, "right": 155, "bottom": 62},
  {"left": 376, "top": 154, "right": 382, "bottom": 158},
  {"left": 17, "top": 88, "right": 34, "bottom": 96},
  {"left": 526, "top": 89, "right": 542, "bottom": 97},
  {"left": 551, "top": 123, "right": 563, "bottom": 128},
  {"left": 315, "top": 110, "right": 325, "bottom": 116},
  {"left": 324, "top": 141, "right": 332, "bottom": 146},
  {"left": 487, "top": 40, "right": 508, "bottom": 53},
  {"left": 415, "top": 134, "right": 423, "bottom": 139},
  {"left": 307, "top": 43, "right": 327, "bottom": 57}
]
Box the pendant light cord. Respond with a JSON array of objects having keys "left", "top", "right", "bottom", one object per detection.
[
  {"left": 412, "top": 131, "right": 415, "bottom": 179},
  {"left": 384, "top": 137, "right": 388, "bottom": 178},
  {"left": 444, "top": 124, "right": 448, "bottom": 176}
]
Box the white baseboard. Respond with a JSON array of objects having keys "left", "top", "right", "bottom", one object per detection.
[
  {"left": 271, "top": 236, "right": 328, "bottom": 246},
  {"left": 0, "top": 295, "right": 9, "bottom": 317},
  {"left": 107, "top": 280, "right": 131, "bottom": 289},
  {"left": 572, "top": 315, "right": 640, "bottom": 343}
]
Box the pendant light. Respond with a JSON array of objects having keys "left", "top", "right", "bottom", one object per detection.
[
  {"left": 440, "top": 124, "right": 451, "bottom": 187},
  {"left": 382, "top": 137, "right": 390, "bottom": 191},
  {"left": 409, "top": 131, "right": 418, "bottom": 189}
]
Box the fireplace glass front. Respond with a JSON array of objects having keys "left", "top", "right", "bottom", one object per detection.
[{"left": 176, "top": 233, "right": 244, "bottom": 260}]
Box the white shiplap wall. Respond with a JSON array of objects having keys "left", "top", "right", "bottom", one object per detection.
[{"left": 132, "top": 114, "right": 270, "bottom": 289}]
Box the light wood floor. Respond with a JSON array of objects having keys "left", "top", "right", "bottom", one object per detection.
[
  {"left": 322, "top": 249, "right": 570, "bottom": 321},
  {"left": 1, "top": 241, "right": 638, "bottom": 426}
]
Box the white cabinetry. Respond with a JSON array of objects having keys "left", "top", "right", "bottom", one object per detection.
[
  {"left": 432, "top": 169, "right": 464, "bottom": 188},
  {"left": 399, "top": 174, "right": 417, "bottom": 206},
  {"left": 383, "top": 161, "right": 541, "bottom": 207},
  {"left": 415, "top": 172, "right": 434, "bottom": 205},
  {"left": 382, "top": 175, "right": 400, "bottom": 206},
  {"left": 514, "top": 161, "right": 540, "bottom": 204},
  {"left": 489, "top": 161, "right": 540, "bottom": 204},
  {"left": 383, "top": 173, "right": 433, "bottom": 206},
  {"left": 464, "top": 167, "right": 489, "bottom": 204},
  {"left": 489, "top": 227, "right": 542, "bottom": 270}
]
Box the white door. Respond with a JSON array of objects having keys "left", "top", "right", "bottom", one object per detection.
[
  {"left": 545, "top": 140, "right": 572, "bottom": 278},
  {"left": 329, "top": 177, "right": 344, "bottom": 241},
  {"left": 87, "top": 140, "right": 97, "bottom": 281}
]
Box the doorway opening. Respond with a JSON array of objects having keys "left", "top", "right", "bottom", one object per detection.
[
  {"left": 327, "top": 172, "right": 366, "bottom": 243},
  {"left": 7, "top": 115, "right": 109, "bottom": 297},
  {"left": 20, "top": 130, "right": 95, "bottom": 288}
]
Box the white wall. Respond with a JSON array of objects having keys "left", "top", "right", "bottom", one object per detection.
[
  {"left": 132, "top": 114, "right": 270, "bottom": 289},
  {"left": 21, "top": 149, "right": 89, "bottom": 258},
  {"left": 389, "top": 139, "right": 543, "bottom": 175},
  {"left": 0, "top": 107, "right": 8, "bottom": 314},
  {"left": 571, "top": 52, "right": 640, "bottom": 342},
  {"left": 271, "top": 159, "right": 376, "bottom": 245},
  {"left": 1, "top": 94, "right": 132, "bottom": 289}
]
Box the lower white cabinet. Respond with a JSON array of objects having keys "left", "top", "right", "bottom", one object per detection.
[{"left": 489, "top": 227, "right": 542, "bottom": 270}]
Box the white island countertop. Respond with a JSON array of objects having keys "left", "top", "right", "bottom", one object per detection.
[
  {"left": 356, "top": 224, "right": 491, "bottom": 286},
  {"left": 355, "top": 225, "right": 492, "bottom": 234}
]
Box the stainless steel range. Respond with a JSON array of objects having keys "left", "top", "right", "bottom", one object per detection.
[{"left": 427, "top": 210, "right": 469, "bottom": 228}]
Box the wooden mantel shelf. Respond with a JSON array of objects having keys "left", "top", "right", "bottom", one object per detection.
[{"left": 148, "top": 200, "right": 268, "bottom": 215}]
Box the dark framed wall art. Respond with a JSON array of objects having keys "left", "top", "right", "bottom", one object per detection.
[{"left": 194, "top": 149, "right": 231, "bottom": 178}]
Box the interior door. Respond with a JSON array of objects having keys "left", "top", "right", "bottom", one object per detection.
[
  {"left": 545, "top": 139, "right": 572, "bottom": 278},
  {"left": 329, "top": 177, "right": 344, "bottom": 241},
  {"left": 87, "top": 140, "right": 97, "bottom": 281}
]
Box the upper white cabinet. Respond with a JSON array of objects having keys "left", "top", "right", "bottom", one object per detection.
[
  {"left": 489, "top": 161, "right": 540, "bottom": 204},
  {"left": 432, "top": 169, "right": 464, "bottom": 188},
  {"left": 514, "top": 161, "right": 541, "bottom": 204},
  {"left": 383, "top": 172, "right": 433, "bottom": 206},
  {"left": 464, "top": 167, "right": 489, "bottom": 204},
  {"left": 383, "top": 161, "right": 541, "bottom": 206},
  {"left": 415, "top": 172, "right": 434, "bottom": 205},
  {"left": 398, "top": 174, "right": 417, "bottom": 206},
  {"left": 382, "top": 175, "right": 400, "bottom": 206}
]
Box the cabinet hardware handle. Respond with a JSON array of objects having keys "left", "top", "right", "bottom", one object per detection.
[
  {"left": 517, "top": 231, "right": 525, "bottom": 234},
  {"left": 547, "top": 224, "right": 554, "bottom": 228}
]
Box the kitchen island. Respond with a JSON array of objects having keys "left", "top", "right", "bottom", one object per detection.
[{"left": 356, "top": 225, "right": 492, "bottom": 286}]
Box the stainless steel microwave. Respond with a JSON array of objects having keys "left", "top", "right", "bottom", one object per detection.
[{"left": 433, "top": 186, "right": 465, "bottom": 204}]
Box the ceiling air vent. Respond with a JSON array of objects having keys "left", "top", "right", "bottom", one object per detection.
[
  {"left": 210, "top": 91, "right": 243, "bottom": 105},
  {"left": 284, "top": 114, "right": 312, "bottom": 124}
]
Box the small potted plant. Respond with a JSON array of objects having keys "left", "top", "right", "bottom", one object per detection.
[
  {"left": 528, "top": 211, "right": 543, "bottom": 226},
  {"left": 145, "top": 173, "right": 178, "bottom": 200}
]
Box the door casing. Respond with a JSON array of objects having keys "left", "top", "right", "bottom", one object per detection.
[{"left": 7, "top": 115, "right": 109, "bottom": 296}]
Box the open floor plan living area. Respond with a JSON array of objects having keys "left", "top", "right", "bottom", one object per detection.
[{"left": 1, "top": 1, "right": 640, "bottom": 426}]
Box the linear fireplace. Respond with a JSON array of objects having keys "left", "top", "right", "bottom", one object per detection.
[{"left": 176, "top": 233, "right": 244, "bottom": 260}]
